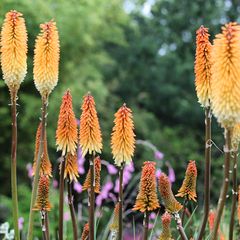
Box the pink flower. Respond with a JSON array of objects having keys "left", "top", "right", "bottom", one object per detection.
[
  {"left": 96, "top": 181, "right": 113, "bottom": 206},
  {"left": 74, "top": 182, "right": 82, "bottom": 193},
  {"left": 77, "top": 147, "right": 85, "bottom": 174},
  {"left": 18, "top": 217, "right": 24, "bottom": 230},
  {"left": 26, "top": 163, "right": 33, "bottom": 178},
  {"left": 156, "top": 169, "right": 162, "bottom": 178},
  {"left": 154, "top": 150, "right": 164, "bottom": 160},
  {"left": 168, "top": 166, "right": 176, "bottom": 183},
  {"left": 106, "top": 164, "right": 118, "bottom": 175},
  {"left": 64, "top": 212, "right": 70, "bottom": 221},
  {"left": 53, "top": 179, "right": 58, "bottom": 188}
]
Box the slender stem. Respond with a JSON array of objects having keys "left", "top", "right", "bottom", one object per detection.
[
  {"left": 143, "top": 211, "right": 149, "bottom": 240},
  {"left": 89, "top": 155, "right": 95, "bottom": 240},
  {"left": 41, "top": 211, "right": 47, "bottom": 240},
  {"left": 174, "top": 213, "right": 188, "bottom": 240},
  {"left": 197, "top": 106, "right": 211, "bottom": 240},
  {"left": 211, "top": 128, "right": 232, "bottom": 240},
  {"left": 229, "top": 150, "right": 238, "bottom": 240},
  {"left": 59, "top": 157, "right": 66, "bottom": 240},
  {"left": 67, "top": 180, "right": 78, "bottom": 240},
  {"left": 181, "top": 198, "right": 188, "bottom": 224},
  {"left": 10, "top": 90, "right": 20, "bottom": 240},
  {"left": 27, "top": 98, "right": 48, "bottom": 240},
  {"left": 45, "top": 212, "right": 50, "bottom": 240},
  {"left": 118, "top": 163, "right": 124, "bottom": 240}
]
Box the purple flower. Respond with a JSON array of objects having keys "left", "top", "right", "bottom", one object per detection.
[
  {"left": 53, "top": 180, "right": 58, "bottom": 189},
  {"left": 64, "top": 212, "right": 70, "bottom": 221},
  {"left": 77, "top": 147, "right": 85, "bottom": 174},
  {"left": 18, "top": 217, "right": 24, "bottom": 230},
  {"left": 74, "top": 182, "right": 82, "bottom": 193},
  {"left": 106, "top": 164, "right": 118, "bottom": 175},
  {"left": 149, "top": 212, "right": 156, "bottom": 220},
  {"left": 156, "top": 169, "right": 162, "bottom": 178},
  {"left": 154, "top": 150, "right": 164, "bottom": 160},
  {"left": 26, "top": 163, "right": 33, "bottom": 178},
  {"left": 96, "top": 181, "right": 113, "bottom": 206},
  {"left": 168, "top": 166, "right": 175, "bottom": 183}
]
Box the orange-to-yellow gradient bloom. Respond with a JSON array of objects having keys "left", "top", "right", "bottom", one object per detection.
[
  {"left": 158, "top": 212, "right": 173, "bottom": 240},
  {"left": 64, "top": 153, "right": 79, "bottom": 182},
  {"left": 81, "top": 223, "right": 89, "bottom": 240},
  {"left": 33, "top": 20, "right": 59, "bottom": 99},
  {"left": 56, "top": 90, "right": 78, "bottom": 156},
  {"left": 194, "top": 26, "right": 212, "bottom": 108},
  {"left": 158, "top": 173, "right": 182, "bottom": 213},
  {"left": 82, "top": 156, "right": 101, "bottom": 193},
  {"left": 111, "top": 104, "right": 135, "bottom": 166},
  {"left": 232, "top": 124, "right": 240, "bottom": 150},
  {"left": 208, "top": 210, "right": 225, "bottom": 240},
  {"left": 33, "top": 175, "right": 51, "bottom": 211},
  {"left": 211, "top": 22, "right": 240, "bottom": 128},
  {"left": 176, "top": 160, "right": 197, "bottom": 202},
  {"left": 79, "top": 93, "right": 102, "bottom": 157},
  {"left": 0, "top": 10, "right": 27, "bottom": 92},
  {"left": 32, "top": 123, "right": 52, "bottom": 177},
  {"left": 133, "top": 161, "right": 159, "bottom": 212}
]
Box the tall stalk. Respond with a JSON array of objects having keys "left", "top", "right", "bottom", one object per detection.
[
  {"left": 10, "top": 90, "right": 20, "bottom": 240},
  {"left": 143, "top": 211, "right": 149, "bottom": 240},
  {"left": 27, "top": 98, "right": 48, "bottom": 240},
  {"left": 41, "top": 211, "right": 47, "bottom": 240},
  {"left": 229, "top": 150, "right": 238, "bottom": 240},
  {"left": 211, "top": 128, "right": 232, "bottom": 240},
  {"left": 59, "top": 157, "right": 66, "bottom": 240},
  {"left": 67, "top": 180, "right": 78, "bottom": 240},
  {"left": 89, "top": 155, "right": 95, "bottom": 240},
  {"left": 118, "top": 163, "right": 124, "bottom": 240},
  {"left": 197, "top": 106, "right": 211, "bottom": 240},
  {"left": 174, "top": 213, "right": 188, "bottom": 240}
]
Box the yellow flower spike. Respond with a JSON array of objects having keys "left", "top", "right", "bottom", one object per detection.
[
  {"left": 111, "top": 104, "right": 135, "bottom": 166},
  {"left": 33, "top": 20, "right": 60, "bottom": 100},
  {"left": 176, "top": 160, "right": 197, "bottom": 202},
  {"left": 158, "top": 173, "right": 182, "bottom": 213},
  {"left": 0, "top": 10, "right": 28, "bottom": 93},
  {"left": 56, "top": 90, "right": 78, "bottom": 156},
  {"left": 82, "top": 156, "right": 101, "bottom": 193},
  {"left": 232, "top": 124, "right": 240, "bottom": 151},
  {"left": 158, "top": 212, "right": 173, "bottom": 240},
  {"left": 211, "top": 22, "right": 240, "bottom": 128},
  {"left": 110, "top": 202, "right": 120, "bottom": 232},
  {"left": 133, "top": 161, "right": 159, "bottom": 212},
  {"left": 79, "top": 93, "right": 102, "bottom": 157},
  {"left": 64, "top": 153, "right": 79, "bottom": 182},
  {"left": 81, "top": 223, "right": 89, "bottom": 240},
  {"left": 194, "top": 25, "right": 212, "bottom": 107},
  {"left": 33, "top": 175, "right": 51, "bottom": 211},
  {"left": 32, "top": 123, "right": 52, "bottom": 177}
]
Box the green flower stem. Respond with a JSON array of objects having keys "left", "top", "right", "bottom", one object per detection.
[
  {"left": 143, "top": 211, "right": 149, "bottom": 240},
  {"left": 89, "top": 154, "right": 95, "bottom": 240}
]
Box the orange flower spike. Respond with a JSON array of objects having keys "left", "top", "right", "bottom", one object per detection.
[
  {"left": 82, "top": 156, "right": 101, "bottom": 193},
  {"left": 110, "top": 202, "right": 120, "bottom": 231},
  {"left": 79, "top": 93, "right": 102, "bottom": 156},
  {"left": 64, "top": 153, "right": 79, "bottom": 182},
  {"left": 0, "top": 10, "right": 28, "bottom": 92},
  {"left": 111, "top": 104, "right": 135, "bottom": 166},
  {"left": 33, "top": 20, "right": 60, "bottom": 99},
  {"left": 238, "top": 186, "right": 240, "bottom": 225},
  {"left": 158, "top": 212, "right": 173, "bottom": 240},
  {"left": 32, "top": 123, "right": 52, "bottom": 177},
  {"left": 208, "top": 210, "right": 225, "bottom": 238},
  {"left": 81, "top": 223, "right": 89, "bottom": 240},
  {"left": 194, "top": 26, "right": 212, "bottom": 107},
  {"left": 56, "top": 90, "right": 78, "bottom": 156},
  {"left": 158, "top": 173, "right": 182, "bottom": 213},
  {"left": 232, "top": 124, "right": 240, "bottom": 151},
  {"left": 133, "top": 161, "right": 159, "bottom": 212},
  {"left": 211, "top": 22, "right": 240, "bottom": 128},
  {"left": 33, "top": 175, "right": 51, "bottom": 211},
  {"left": 176, "top": 160, "right": 197, "bottom": 202}
]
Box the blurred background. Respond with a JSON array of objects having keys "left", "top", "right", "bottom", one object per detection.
[{"left": 0, "top": 0, "right": 240, "bottom": 239}]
